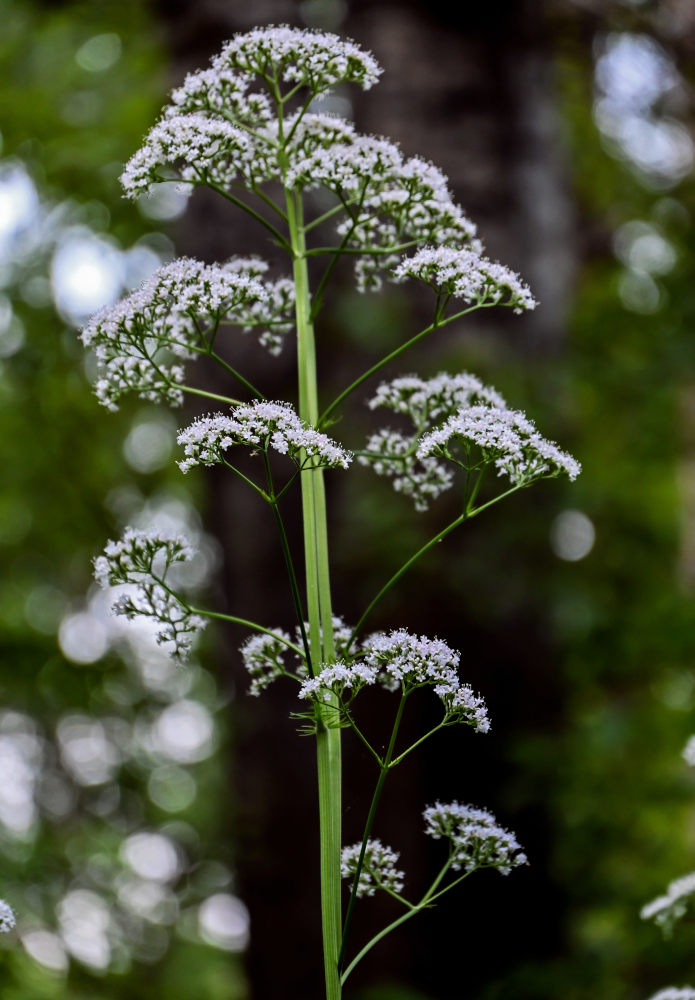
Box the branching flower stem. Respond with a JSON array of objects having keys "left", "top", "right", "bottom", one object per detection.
[
  {"left": 338, "top": 691, "right": 408, "bottom": 972},
  {"left": 188, "top": 606, "right": 306, "bottom": 658},
  {"left": 347, "top": 481, "right": 527, "bottom": 651},
  {"left": 318, "top": 302, "right": 493, "bottom": 429},
  {"left": 340, "top": 855, "right": 468, "bottom": 985}
]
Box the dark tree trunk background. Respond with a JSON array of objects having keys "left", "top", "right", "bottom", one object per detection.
[{"left": 152, "top": 1, "right": 580, "bottom": 996}]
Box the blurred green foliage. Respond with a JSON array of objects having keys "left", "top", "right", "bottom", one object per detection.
[{"left": 0, "top": 1, "right": 246, "bottom": 996}]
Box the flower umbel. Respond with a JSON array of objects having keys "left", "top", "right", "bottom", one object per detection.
[
  {"left": 393, "top": 245, "right": 537, "bottom": 313},
  {"left": 341, "top": 839, "right": 405, "bottom": 898},
  {"left": 423, "top": 801, "right": 527, "bottom": 874},
  {"left": 94, "top": 528, "right": 206, "bottom": 660},
  {"left": 81, "top": 257, "right": 294, "bottom": 409},
  {"left": 418, "top": 405, "right": 581, "bottom": 486},
  {"left": 178, "top": 401, "right": 352, "bottom": 474},
  {"left": 360, "top": 372, "right": 508, "bottom": 511}
]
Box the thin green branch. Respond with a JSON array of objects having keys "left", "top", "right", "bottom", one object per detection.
[
  {"left": 187, "top": 607, "right": 306, "bottom": 658},
  {"left": 338, "top": 692, "right": 408, "bottom": 971},
  {"left": 318, "top": 303, "right": 486, "bottom": 428},
  {"left": 206, "top": 180, "right": 291, "bottom": 251},
  {"left": 264, "top": 452, "right": 313, "bottom": 675}
]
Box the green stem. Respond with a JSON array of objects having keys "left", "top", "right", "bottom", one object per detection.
[
  {"left": 264, "top": 452, "right": 313, "bottom": 674},
  {"left": 348, "top": 514, "right": 466, "bottom": 650},
  {"left": 348, "top": 480, "right": 527, "bottom": 650},
  {"left": 286, "top": 184, "right": 342, "bottom": 1000},
  {"left": 188, "top": 607, "right": 305, "bottom": 658},
  {"left": 338, "top": 692, "right": 407, "bottom": 971},
  {"left": 208, "top": 349, "right": 265, "bottom": 399},
  {"left": 180, "top": 384, "right": 242, "bottom": 406},
  {"left": 340, "top": 858, "right": 455, "bottom": 985},
  {"left": 318, "top": 304, "right": 485, "bottom": 428},
  {"left": 207, "top": 181, "right": 291, "bottom": 251}
]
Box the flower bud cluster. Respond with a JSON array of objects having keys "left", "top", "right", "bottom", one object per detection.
[
  {"left": 393, "top": 245, "right": 537, "bottom": 314},
  {"left": 177, "top": 401, "right": 352, "bottom": 474},
  {"left": 121, "top": 114, "right": 253, "bottom": 199},
  {"left": 239, "top": 616, "right": 351, "bottom": 694},
  {"left": 298, "top": 629, "right": 490, "bottom": 733},
  {"left": 81, "top": 257, "right": 294, "bottom": 409},
  {"left": 239, "top": 630, "right": 293, "bottom": 696},
  {"left": 340, "top": 839, "right": 405, "bottom": 898},
  {"left": 418, "top": 405, "right": 581, "bottom": 486},
  {"left": 94, "top": 528, "right": 206, "bottom": 660},
  {"left": 360, "top": 372, "right": 508, "bottom": 511},
  {"left": 423, "top": 801, "right": 527, "bottom": 874}
]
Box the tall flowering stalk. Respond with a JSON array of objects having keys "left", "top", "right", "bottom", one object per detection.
[{"left": 82, "top": 25, "right": 580, "bottom": 998}]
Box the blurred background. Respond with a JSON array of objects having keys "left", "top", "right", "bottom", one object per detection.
[{"left": 1, "top": 0, "right": 695, "bottom": 997}]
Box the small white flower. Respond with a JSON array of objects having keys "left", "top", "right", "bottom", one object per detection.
[
  {"left": 341, "top": 839, "right": 405, "bottom": 897},
  {"left": 121, "top": 114, "right": 253, "bottom": 199},
  {"left": 423, "top": 801, "right": 526, "bottom": 874},
  {"left": 177, "top": 401, "right": 352, "bottom": 473},
  {"left": 298, "top": 661, "right": 378, "bottom": 702},
  {"left": 642, "top": 871, "right": 695, "bottom": 933}
]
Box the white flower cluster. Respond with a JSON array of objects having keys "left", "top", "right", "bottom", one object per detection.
[
  {"left": 167, "top": 66, "right": 272, "bottom": 125},
  {"left": 393, "top": 246, "right": 537, "bottom": 314},
  {"left": 641, "top": 871, "right": 695, "bottom": 933},
  {"left": 216, "top": 25, "right": 382, "bottom": 93},
  {"left": 81, "top": 257, "right": 294, "bottom": 410},
  {"left": 305, "top": 137, "right": 479, "bottom": 292},
  {"left": 360, "top": 372, "right": 507, "bottom": 511},
  {"left": 298, "top": 660, "right": 376, "bottom": 703},
  {"left": 360, "top": 430, "right": 455, "bottom": 512},
  {"left": 340, "top": 839, "right": 405, "bottom": 898},
  {"left": 423, "top": 801, "right": 527, "bottom": 874},
  {"left": 121, "top": 26, "right": 380, "bottom": 199},
  {"left": 299, "top": 629, "right": 489, "bottom": 733},
  {"left": 368, "top": 372, "right": 507, "bottom": 426},
  {"left": 239, "top": 616, "right": 351, "bottom": 694},
  {"left": 177, "top": 401, "right": 352, "bottom": 474},
  {"left": 648, "top": 990, "right": 695, "bottom": 1000},
  {"left": 121, "top": 113, "right": 253, "bottom": 199},
  {"left": 0, "top": 899, "right": 15, "bottom": 933},
  {"left": 239, "top": 630, "right": 293, "bottom": 696},
  {"left": 94, "top": 528, "right": 206, "bottom": 660},
  {"left": 418, "top": 405, "right": 581, "bottom": 486}
]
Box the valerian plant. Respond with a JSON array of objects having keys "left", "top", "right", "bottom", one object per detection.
[{"left": 80, "top": 25, "right": 580, "bottom": 998}]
